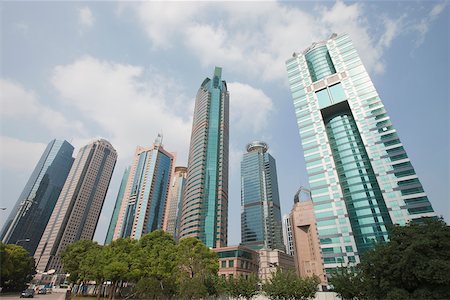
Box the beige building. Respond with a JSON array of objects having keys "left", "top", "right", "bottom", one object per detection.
[
  {"left": 290, "top": 188, "right": 328, "bottom": 287},
  {"left": 258, "top": 248, "right": 295, "bottom": 283},
  {"left": 162, "top": 166, "right": 187, "bottom": 239},
  {"left": 213, "top": 245, "right": 259, "bottom": 279},
  {"left": 34, "top": 139, "right": 117, "bottom": 273}
]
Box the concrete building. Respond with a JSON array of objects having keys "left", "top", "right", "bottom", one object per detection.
[
  {"left": 241, "top": 141, "right": 285, "bottom": 251},
  {"left": 163, "top": 166, "right": 187, "bottom": 239},
  {"left": 34, "top": 139, "right": 117, "bottom": 273},
  {"left": 1, "top": 140, "right": 74, "bottom": 256},
  {"left": 290, "top": 187, "right": 327, "bottom": 288},
  {"left": 286, "top": 33, "right": 436, "bottom": 274},
  {"left": 112, "top": 135, "right": 174, "bottom": 240},
  {"left": 179, "top": 67, "right": 229, "bottom": 248},
  {"left": 282, "top": 214, "right": 295, "bottom": 256},
  {"left": 258, "top": 248, "right": 295, "bottom": 283},
  {"left": 214, "top": 245, "right": 259, "bottom": 279}
]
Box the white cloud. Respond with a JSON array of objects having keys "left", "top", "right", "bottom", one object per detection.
[
  {"left": 79, "top": 6, "right": 95, "bottom": 28},
  {"left": 50, "top": 56, "right": 193, "bottom": 166},
  {"left": 414, "top": 1, "right": 447, "bottom": 46},
  {"left": 228, "top": 82, "right": 274, "bottom": 133},
  {"left": 0, "top": 136, "right": 46, "bottom": 171},
  {"left": 126, "top": 1, "right": 411, "bottom": 80},
  {"left": 0, "top": 79, "right": 85, "bottom": 136}
]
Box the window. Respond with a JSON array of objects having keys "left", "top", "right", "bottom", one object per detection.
[
  {"left": 221, "top": 260, "right": 226, "bottom": 268},
  {"left": 228, "top": 260, "right": 234, "bottom": 268},
  {"left": 316, "top": 89, "right": 331, "bottom": 108},
  {"left": 316, "top": 83, "right": 347, "bottom": 109}
]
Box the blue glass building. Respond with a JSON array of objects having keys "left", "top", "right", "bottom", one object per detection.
[
  {"left": 286, "top": 33, "right": 436, "bottom": 274},
  {"left": 179, "top": 67, "right": 229, "bottom": 248},
  {"left": 111, "top": 135, "right": 174, "bottom": 240},
  {"left": 241, "top": 141, "right": 285, "bottom": 251},
  {"left": 1, "top": 139, "right": 74, "bottom": 255}
]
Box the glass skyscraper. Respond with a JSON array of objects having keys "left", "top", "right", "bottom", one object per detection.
[
  {"left": 1, "top": 139, "right": 74, "bottom": 255},
  {"left": 179, "top": 67, "right": 229, "bottom": 248},
  {"left": 162, "top": 166, "right": 187, "bottom": 239},
  {"left": 105, "top": 166, "right": 130, "bottom": 245},
  {"left": 111, "top": 135, "right": 174, "bottom": 240},
  {"left": 35, "top": 139, "right": 117, "bottom": 273},
  {"left": 286, "top": 33, "right": 435, "bottom": 274},
  {"left": 241, "top": 141, "right": 284, "bottom": 251}
]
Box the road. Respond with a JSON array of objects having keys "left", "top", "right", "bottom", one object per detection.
[{"left": 0, "top": 293, "right": 64, "bottom": 300}]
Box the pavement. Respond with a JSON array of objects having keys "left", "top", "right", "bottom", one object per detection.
[{"left": 0, "top": 292, "right": 65, "bottom": 300}]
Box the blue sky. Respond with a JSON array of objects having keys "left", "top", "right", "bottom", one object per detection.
[{"left": 1, "top": 1, "right": 448, "bottom": 246}]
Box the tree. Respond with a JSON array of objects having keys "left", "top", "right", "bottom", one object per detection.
[
  {"left": 61, "top": 239, "right": 100, "bottom": 284},
  {"left": 226, "top": 274, "right": 260, "bottom": 300},
  {"left": 0, "top": 242, "right": 36, "bottom": 292},
  {"left": 359, "top": 218, "right": 450, "bottom": 299},
  {"left": 263, "top": 269, "right": 319, "bottom": 300},
  {"left": 329, "top": 266, "right": 365, "bottom": 300}
]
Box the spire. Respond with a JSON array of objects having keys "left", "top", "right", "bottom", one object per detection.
[{"left": 154, "top": 133, "right": 163, "bottom": 147}]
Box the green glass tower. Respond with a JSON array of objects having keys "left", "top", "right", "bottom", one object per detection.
[
  {"left": 179, "top": 67, "right": 229, "bottom": 248},
  {"left": 241, "top": 141, "right": 285, "bottom": 251},
  {"left": 286, "top": 33, "right": 435, "bottom": 275}
]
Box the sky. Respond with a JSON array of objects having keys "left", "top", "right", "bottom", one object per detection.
[{"left": 0, "top": 1, "right": 448, "bottom": 246}]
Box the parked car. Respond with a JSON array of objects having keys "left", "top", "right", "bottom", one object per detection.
[
  {"left": 38, "top": 288, "right": 47, "bottom": 294},
  {"left": 20, "top": 289, "right": 35, "bottom": 298}
]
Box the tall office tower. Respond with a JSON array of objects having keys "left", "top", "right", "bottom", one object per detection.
[
  {"left": 112, "top": 135, "right": 174, "bottom": 240},
  {"left": 34, "top": 139, "right": 117, "bottom": 273},
  {"left": 179, "top": 67, "right": 229, "bottom": 248},
  {"left": 282, "top": 214, "right": 294, "bottom": 256},
  {"left": 289, "top": 187, "right": 327, "bottom": 288},
  {"left": 104, "top": 167, "right": 130, "bottom": 245},
  {"left": 241, "top": 141, "right": 285, "bottom": 251},
  {"left": 1, "top": 140, "right": 74, "bottom": 255},
  {"left": 163, "top": 166, "right": 187, "bottom": 239},
  {"left": 286, "top": 33, "right": 435, "bottom": 274}
]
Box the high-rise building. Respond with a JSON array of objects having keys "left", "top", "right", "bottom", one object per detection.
[
  {"left": 163, "top": 166, "right": 187, "bottom": 239},
  {"left": 241, "top": 141, "right": 284, "bottom": 251},
  {"left": 179, "top": 67, "right": 229, "bottom": 248},
  {"left": 104, "top": 167, "right": 130, "bottom": 245},
  {"left": 34, "top": 139, "right": 117, "bottom": 273},
  {"left": 286, "top": 33, "right": 435, "bottom": 274},
  {"left": 112, "top": 135, "right": 174, "bottom": 240},
  {"left": 289, "top": 187, "right": 327, "bottom": 288},
  {"left": 282, "top": 214, "right": 294, "bottom": 256},
  {"left": 1, "top": 140, "right": 74, "bottom": 255}
]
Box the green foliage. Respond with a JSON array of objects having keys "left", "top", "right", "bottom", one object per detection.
[
  {"left": 133, "top": 276, "right": 177, "bottom": 299},
  {"left": 263, "top": 269, "right": 319, "bottom": 300},
  {"left": 329, "top": 267, "right": 365, "bottom": 300},
  {"left": 61, "top": 239, "right": 100, "bottom": 283},
  {"left": 176, "top": 237, "right": 218, "bottom": 279},
  {"left": 359, "top": 218, "right": 450, "bottom": 299},
  {"left": 226, "top": 274, "right": 260, "bottom": 300},
  {"left": 177, "top": 275, "right": 208, "bottom": 300},
  {"left": 0, "top": 242, "right": 36, "bottom": 292}
]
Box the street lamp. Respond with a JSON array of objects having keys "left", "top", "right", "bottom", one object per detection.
[{"left": 15, "top": 238, "right": 30, "bottom": 245}]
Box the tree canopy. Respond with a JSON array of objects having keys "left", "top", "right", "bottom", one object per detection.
[
  {"left": 331, "top": 218, "right": 450, "bottom": 300},
  {"left": 0, "top": 242, "right": 36, "bottom": 292},
  {"left": 262, "top": 269, "right": 319, "bottom": 300}
]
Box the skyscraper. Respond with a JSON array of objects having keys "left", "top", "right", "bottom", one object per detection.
[
  {"left": 34, "top": 139, "right": 117, "bottom": 273},
  {"left": 241, "top": 141, "right": 284, "bottom": 251},
  {"left": 112, "top": 135, "right": 174, "bottom": 240},
  {"left": 104, "top": 166, "right": 130, "bottom": 245},
  {"left": 1, "top": 140, "right": 74, "bottom": 255},
  {"left": 282, "top": 214, "right": 294, "bottom": 256},
  {"left": 163, "top": 166, "right": 187, "bottom": 239},
  {"left": 286, "top": 33, "right": 435, "bottom": 274},
  {"left": 179, "top": 67, "right": 229, "bottom": 248}
]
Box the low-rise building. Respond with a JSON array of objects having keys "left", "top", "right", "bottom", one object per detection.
[
  {"left": 258, "top": 248, "right": 295, "bottom": 283},
  {"left": 213, "top": 245, "right": 259, "bottom": 279}
]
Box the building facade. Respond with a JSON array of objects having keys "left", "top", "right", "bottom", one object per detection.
[
  {"left": 1, "top": 140, "right": 74, "bottom": 255},
  {"left": 282, "top": 214, "right": 295, "bottom": 256},
  {"left": 105, "top": 167, "right": 130, "bottom": 245},
  {"left": 286, "top": 33, "right": 435, "bottom": 274},
  {"left": 289, "top": 187, "right": 327, "bottom": 288},
  {"left": 179, "top": 67, "right": 229, "bottom": 248},
  {"left": 163, "top": 166, "right": 187, "bottom": 239},
  {"left": 34, "top": 139, "right": 117, "bottom": 273},
  {"left": 112, "top": 136, "right": 174, "bottom": 240},
  {"left": 213, "top": 245, "right": 259, "bottom": 280},
  {"left": 258, "top": 248, "right": 296, "bottom": 283},
  {"left": 241, "top": 141, "right": 284, "bottom": 251}
]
